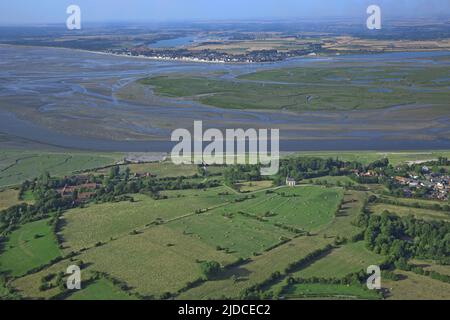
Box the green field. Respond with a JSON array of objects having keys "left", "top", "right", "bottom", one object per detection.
[
  {"left": 281, "top": 283, "right": 380, "bottom": 300},
  {"left": 168, "top": 209, "right": 295, "bottom": 258},
  {"left": 0, "top": 219, "right": 61, "bottom": 277},
  {"left": 178, "top": 190, "right": 366, "bottom": 299},
  {"left": 0, "top": 189, "right": 21, "bottom": 211},
  {"left": 123, "top": 161, "right": 198, "bottom": 178},
  {"left": 67, "top": 278, "right": 138, "bottom": 300},
  {"left": 370, "top": 203, "right": 450, "bottom": 221},
  {"left": 0, "top": 150, "right": 121, "bottom": 187},
  {"left": 61, "top": 187, "right": 237, "bottom": 252},
  {"left": 288, "top": 151, "right": 450, "bottom": 166},
  {"left": 235, "top": 180, "right": 274, "bottom": 192},
  {"left": 292, "top": 242, "right": 385, "bottom": 279},
  {"left": 77, "top": 226, "right": 236, "bottom": 298},
  {"left": 212, "top": 186, "right": 344, "bottom": 232},
  {"left": 383, "top": 271, "right": 450, "bottom": 300},
  {"left": 410, "top": 260, "right": 450, "bottom": 277}
]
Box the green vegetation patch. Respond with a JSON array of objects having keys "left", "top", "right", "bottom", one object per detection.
[
  {"left": 370, "top": 203, "right": 450, "bottom": 222},
  {"left": 0, "top": 150, "right": 121, "bottom": 187},
  {"left": 123, "top": 161, "right": 198, "bottom": 178},
  {"left": 213, "top": 186, "right": 344, "bottom": 232},
  {"left": 383, "top": 270, "right": 450, "bottom": 300},
  {"left": 292, "top": 242, "right": 385, "bottom": 279},
  {"left": 141, "top": 62, "right": 450, "bottom": 112},
  {"left": 61, "top": 188, "right": 236, "bottom": 251},
  {"left": 281, "top": 283, "right": 380, "bottom": 300},
  {"left": 0, "top": 219, "right": 61, "bottom": 277},
  {"left": 78, "top": 226, "right": 236, "bottom": 298},
  {"left": 66, "top": 278, "right": 138, "bottom": 300},
  {"left": 168, "top": 209, "right": 295, "bottom": 259},
  {"left": 0, "top": 189, "right": 22, "bottom": 211}
]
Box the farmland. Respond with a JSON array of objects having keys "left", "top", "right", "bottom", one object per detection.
[
  {"left": 61, "top": 187, "right": 237, "bottom": 252},
  {"left": 0, "top": 219, "right": 61, "bottom": 277},
  {"left": 0, "top": 150, "right": 121, "bottom": 188},
  {"left": 0, "top": 189, "right": 22, "bottom": 211},
  {"left": 281, "top": 283, "right": 380, "bottom": 300},
  {"left": 369, "top": 203, "right": 450, "bottom": 221},
  {"left": 67, "top": 278, "right": 138, "bottom": 300},
  {"left": 291, "top": 242, "right": 385, "bottom": 279},
  {"left": 383, "top": 271, "right": 450, "bottom": 300},
  {"left": 1, "top": 149, "right": 449, "bottom": 300}
]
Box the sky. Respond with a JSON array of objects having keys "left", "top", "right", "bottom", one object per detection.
[{"left": 0, "top": 0, "right": 449, "bottom": 25}]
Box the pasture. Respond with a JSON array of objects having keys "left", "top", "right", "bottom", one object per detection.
[
  {"left": 383, "top": 271, "right": 450, "bottom": 300},
  {"left": 123, "top": 161, "right": 198, "bottom": 178},
  {"left": 0, "top": 189, "right": 21, "bottom": 211},
  {"left": 67, "top": 278, "right": 138, "bottom": 300},
  {"left": 292, "top": 242, "right": 385, "bottom": 279},
  {"left": 281, "top": 283, "right": 380, "bottom": 300},
  {"left": 168, "top": 209, "right": 295, "bottom": 258},
  {"left": 370, "top": 203, "right": 450, "bottom": 221},
  {"left": 0, "top": 150, "right": 121, "bottom": 187},
  {"left": 77, "top": 225, "right": 236, "bottom": 298},
  {"left": 212, "top": 186, "right": 344, "bottom": 232},
  {"left": 61, "top": 187, "right": 236, "bottom": 252},
  {"left": 0, "top": 219, "right": 61, "bottom": 277},
  {"left": 236, "top": 180, "right": 273, "bottom": 192}
]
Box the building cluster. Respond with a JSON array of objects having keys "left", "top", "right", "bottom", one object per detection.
[
  {"left": 394, "top": 166, "right": 449, "bottom": 201},
  {"left": 106, "top": 47, "right": 319, "bottom": 63}
]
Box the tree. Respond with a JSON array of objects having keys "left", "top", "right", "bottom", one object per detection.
[{"left": 200, "top": 261, "right": 221, "bottom": 279}]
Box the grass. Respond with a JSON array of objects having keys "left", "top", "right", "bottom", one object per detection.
[
  {"left": 66, "top": 278, "right": 138, "bottom": 300},
  {"left": 0, "top": 150, "right": 121, "bottom": 187},
  {"left": 288, "top": 150, "right": 450, "bottom": 166},
  {"left": 12, "top": 258, "right": 90, "bottom": 299},
  {"left": 178, "top": 190, "right": 366, "bottom": 299},
  {"left": 140, "top": 62, "right": 449, "bottom": 112},
  {"left": 61, "top": 187, "right": 237, "bottom": 252},
  {"left": 235, "top": 180, "right": 273, "bottom": 192},
  {"left": 370, "top": 203, "right": 450, "bottom": 222},
  {"left": 212, "top": 186, "right": 344, "bottom": 232},
  {"left": 304, "top": 176, "right": 356, "bottom": 186},
  {"left": 0, "top": 219, "right": 61, "bottom": 277},
  {"left": 410, "top": 260, "right": 450, "bottom": 277},
  {"left": 77, "top": 225, "right": 236, "bottom": 298},
  {"left": 291, "top": 242, "right": 385, "bottom": 279},
  {"left": 383, "top": 270, "right": 450, "bottom": 300},
  {"left": 281, "top": 283, "right": 380, "bottom": 300},
  {"left": 0, "top": 189, "right": 21, "bottom": 211},
  {"left": 123, "top": 161, "right": 199, "bottom": 178},
  {"left": 177, "top": 235, "right": 332, "bottom": 299},
  {"left": 168, "top": 209, "right": 295, "bottom": 259}
]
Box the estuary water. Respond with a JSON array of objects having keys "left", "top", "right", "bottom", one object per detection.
[{"left": 0, "top": 45, "right": 449, "bottom": 152}]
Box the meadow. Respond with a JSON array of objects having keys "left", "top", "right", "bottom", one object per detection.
[
  {"left": 61, "top": 187, "right": 237, "bottom": 252},
  {"left": 0, "top": 150, "right": 121, "bottom": 187},
  {"left": 178, "top": 190, "right": 366, "bottom": 299},
  {"left": 0, "top": 189, "right": 22, "bottom": 211},
  {"left": 280, "top": 283, "right": 380, "bottom": 300},
  {"left": 77, "top": 225, "right": 237, "bottom": 298},
  {"left": 370, "top": 203, "right": 450, "bottom": 221},
  {"left": 67, "top": 278, "right": 138, "bottom": 300},
  {"left": 383, "top": 271, "right": 450, "bottom": 300},
  {"left": 168, "top": 209, "right": 295, "bottom": 258},
  {"left": 291, "top": 241, "right": 385, "bottom": 279},
  {"left": 211, "top": 186, "right": 344, "bottom": 232},
  {"left": 0, "top": 219, "right": 61, "bottom": 277}
]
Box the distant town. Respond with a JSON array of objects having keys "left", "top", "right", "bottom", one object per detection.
[{"left": 106, "top": 45, "right": 322, "bottom": 63}]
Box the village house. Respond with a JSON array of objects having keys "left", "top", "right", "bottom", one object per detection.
[{"left": 286, "top": 177, "right": 296, "bottom": 187}]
